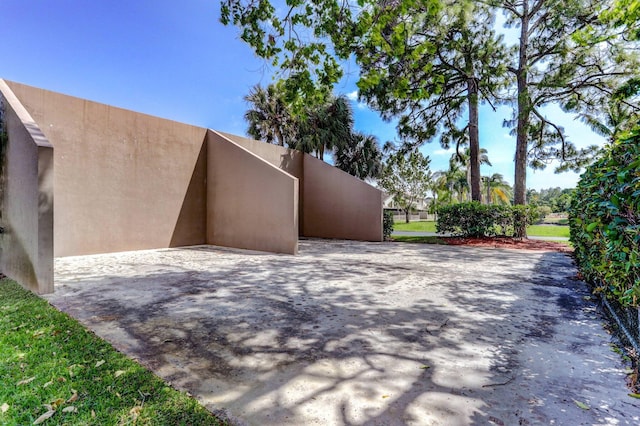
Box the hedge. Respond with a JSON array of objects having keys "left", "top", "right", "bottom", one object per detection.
[
  {"left": 437, "top": 202, "right": 539, "bottom": 238},
  {"left": 569, "top": 127, "right": 640, "bottom": 307}
]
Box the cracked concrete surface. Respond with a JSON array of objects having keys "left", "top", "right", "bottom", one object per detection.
[{"left": 47, "top": 240, "right": 639, "bottom": 425}]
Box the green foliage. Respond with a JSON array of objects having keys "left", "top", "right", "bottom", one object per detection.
[
  {"left": 527, "top": 187, "right": 575, "bottom": 216},
  {"left": 243, "top": 84, "right": 382, "bottom": 178},
  {"left": 244, "top": 83, "right": 296, "bottom": 147},
  {"left": 353, "top": 0, "right": 507, "bottom": 201},
  {"left": 383, "top": 211, "right": 394, "bottom": 240},
  {"left": 600, "top": 0, "right": 640, "bottom": 41},
  {"left": 569, "top": 126, "right": 640, "bottom": 307},
  {"left": 220, "top": 0, "right": 346, "bottom": 100},
  {"left": 483, "top": 173, "right": 512, "bottom": 205},
  {"left": 437, "top": 202, "right": 538, "bottom": 238},
  {"left": 437, "top": 202, "right": 507, "bottom": 237},
  {"left": 222, "top": 0, "right": 638, "bottom": 210},
  {"left": 296, "top": 94, "right": 353, "bottom": 160},
  {"left": 499, "top": 0, "right": 638, "bottom": 205},
  {"left": 335, "top": 133, "right": 383, "bottom": 180},
  {"left": 0, "top": 279, "right": 223, "bottom": 425},
  {"left": 527, "top": 187, "right": 575, "bottom": 213},
  {"left": 379, "top": 150, "right": 432, "bottom": 221},
  {"left": 536, "top": 205, "right": 553, "bottom": 220},
  {"left": 511, "top": 204, "right": 540, "bottom": 238}
]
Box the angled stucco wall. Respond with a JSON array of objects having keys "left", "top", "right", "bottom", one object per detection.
[
  {"left": 207, "top": 130, "right": 298, "bottom": 254},
  {"left": 303, "top": 154, "right": 383, "bottom": 241},
  {"left": 0, "top": 80, "right": 54, "bottom": 294},
  {"left": 6, "top": 81, "right": 208, "bottom": 257},
  {"left": 213, "top": 131, "right": 305, "bottom": 233},
  {"left": 213, "top": 131, "right": 383, "bottom": 241}
]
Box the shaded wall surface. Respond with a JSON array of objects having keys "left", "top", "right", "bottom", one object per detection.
[
  {"left": 216, "top": 131, "right": 384, "bottom": 242},
  {"left": 213, "top": 131, "right": 305, "bottom": 233},
  {"left": 0, "top": 80, "right": 54, "bottom": 294},
  {"left": 303, "top": 155, "right": 383, "bottom": 241},
  {"left": 207, "top": 131, "right": 298, "bottom": 254},
  {"left": 6, "top": 81, "right": 208, "bottom": 257}
]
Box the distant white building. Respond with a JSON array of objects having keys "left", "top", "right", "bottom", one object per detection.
[{"left": 382, "top": 192, "right": 433, "bottom": 212}]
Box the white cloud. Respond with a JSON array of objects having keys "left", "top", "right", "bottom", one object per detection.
[
  {"left": 346, "top": 90, "right": 359, "bottom": 101},
  {"left": 432, "top": 148, "right": 454, "bottom": 156}
]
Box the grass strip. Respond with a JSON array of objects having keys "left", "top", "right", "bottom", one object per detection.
[
  {"left": 390, "top": 236, "right": 448, "bottom": 244},
  {"left": 526, "top": 224, "right": 570, "bottom": 238},
  {"left": 392, "top": 221, "right": 437, "bottom": 232},
  {"left": 0, "top": 278, "right": 225, "bottom": 426},
  {"left": 393, "top": 221, "right": 570, "bottom": 238}
]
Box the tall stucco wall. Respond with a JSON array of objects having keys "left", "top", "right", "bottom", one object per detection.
[
  {"left": 207, "top": 130, "right": 298, "bottom": 254},
  {"left": 0, "top": 80, "right": 54, "bottom": 294},
  {"left": 212, "top": 131, "right": 305, "bottom": 232},
  {"left": 6, "top": 81, "right": 208, "bottom": 257},
  {"left": 303, "top": 154, "right": 383, "bottom": 241}
]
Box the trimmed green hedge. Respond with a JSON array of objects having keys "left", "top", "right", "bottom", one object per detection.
[
  {"left": 437, "top": 202, "right": 538, "bottom": 238},
  {"left": 569, "top": 127, "right": 640, "bottom": 307}
]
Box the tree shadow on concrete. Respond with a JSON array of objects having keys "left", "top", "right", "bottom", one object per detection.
[{"left": 49, "top": 242, "right": 638, "bottom": 425}]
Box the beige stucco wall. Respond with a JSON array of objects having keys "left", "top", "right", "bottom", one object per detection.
[
  {"left": 212, "top": 131, "right": 383, "bottom": 242},
  {"left": 212, "top": 131, "right": 305, "bottom": 232},
  {"left": 0, "top": 80, "right": 54, "bottom": 294},
  {"left": 207, "top": 130, "right": 298, "bottom": 254},
  {"left": 6, "top": 81, "right": 208, "bottom": 257},
  {"left": 303, "top": 154, "right": 383, "bottom": 241},
  {"left": 0, "top": 80, "right": 382, "bottom": 294},
  {"left": 215, "top": 131, "right": 303, "bottom": 178}
]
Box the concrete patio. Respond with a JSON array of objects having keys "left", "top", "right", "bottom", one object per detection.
[{"left": 47, "top": 240, "right": 639, "bottom": 425}]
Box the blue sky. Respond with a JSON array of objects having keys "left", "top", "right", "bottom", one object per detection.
[{"left": 0, "top": 0, "right": 605, "bottom": 190}]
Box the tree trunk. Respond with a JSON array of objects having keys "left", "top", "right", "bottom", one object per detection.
[
  {"left": 467, "top": 76, "right": 481, "bottom": 202},
  {"left": 405, "top": 209, "right": 410, "bottom": 223},
  {"left": 513, "top": 3, "right": 530, "bottom": 238},
  {"left": 486, "top": 179, "right": 491, "bottom": 205}
]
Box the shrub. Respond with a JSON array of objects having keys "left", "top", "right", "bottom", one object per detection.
[
  {"left": 437, "top": 202, "right": 538, "bottom": 238},
  {"left": 569, "top": 127, "right": 640, "bottom": 307},
  {"left": 512, "top": 204, "right": 541, "bottom": 238},
  {"left": 383, "top": 211, "right": 394, "bottom": 240},
  {"left": 535, "top": 205, "right": 553, "bottom": 221},
  {"left": 438, "top": 202, "right": 502, "bottom": 237}
]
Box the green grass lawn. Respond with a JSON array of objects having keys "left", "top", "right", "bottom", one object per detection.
[
  {"left": 392, "top": 221, "right": 438, "bottom": 232},
  {"left": 393, "top": 221, "right": 569, "bottom": 238},
  {"left": 0, "top": 278, "right": 225, "bottom": 426},
  {"left": 526, "top": 224, "right": 570, "bottom": 238}
]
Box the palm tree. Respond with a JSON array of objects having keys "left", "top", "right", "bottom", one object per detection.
[
  {"left": 244, "top": 84, "right": 294, "bottom": 147},
  {"left": 334, "top": 132, "right": 383, "bottom": 180},
  {"left": 449, "top": 146, "right": 491, "bottom": 201},
  {"left": 441, "top": 163, "right": 468, "bottom": 204},
  {"left": 296, "top": 95, "right": 353, "bottom": 160},
  {"left": 429, "top": 171, "right": 449, "bottom": 220},
  {"left": 483, "top": 173, "right": 512, "bottom": 205}
]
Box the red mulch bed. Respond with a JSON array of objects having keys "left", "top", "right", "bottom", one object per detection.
[{"left": 443, "top": 236, "right": 573, "bottom": 253}]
